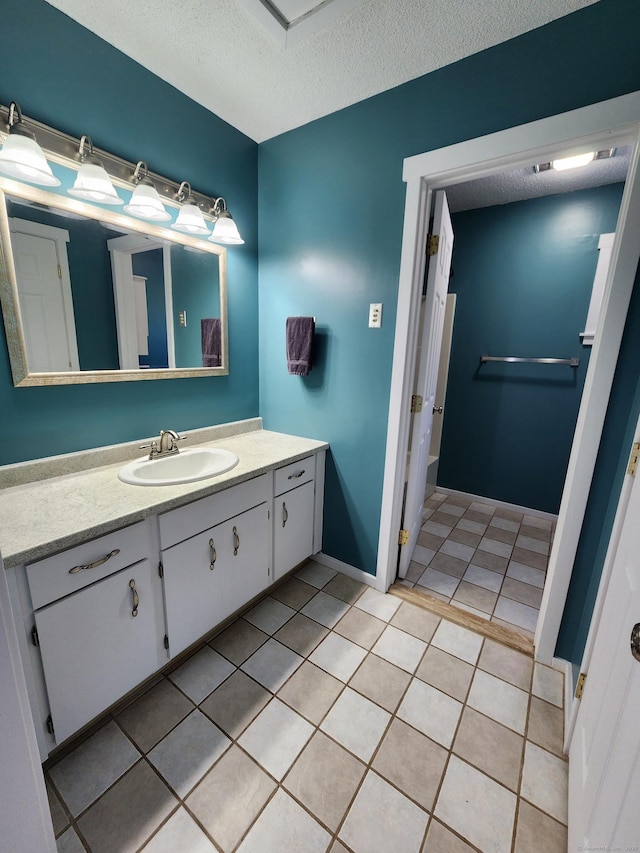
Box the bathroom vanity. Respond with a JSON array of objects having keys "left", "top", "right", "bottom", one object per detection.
[{"left": 0, "top": 421, "right": 327, "bottom": 757}]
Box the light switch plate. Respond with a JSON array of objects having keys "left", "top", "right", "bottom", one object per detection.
[{"left": 369, "top": 303, "right": 382, "bottom": 328}]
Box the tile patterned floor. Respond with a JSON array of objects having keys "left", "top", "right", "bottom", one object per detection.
[
  {"left": 401, "top": 491, "right": 556, "bottom": 637},
  {"left": 46, "top": 560, "right": 567, "bottom": 853}
]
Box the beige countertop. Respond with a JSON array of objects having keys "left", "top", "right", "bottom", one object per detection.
[{"left": 0, "top": 426, "right": 327, "bottom": 568}]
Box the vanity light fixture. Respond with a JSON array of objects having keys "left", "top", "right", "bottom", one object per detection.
[
  {"left": 124, "top": 161, "right": 171, "bottom": 221},
  {"left": 68, "top": 136, "right": 123, "bottom": 205},
  {"left": 0, "top": 101, "right": 61, "bottom": 187},
  {"left": 172, "top": 181, "right": 210, "bottom": 235},
  {"left": 209, "top": 197, "right": 245, "bottom": 245}
]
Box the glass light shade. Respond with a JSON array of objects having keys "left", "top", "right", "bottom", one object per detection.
[
  {"left": 209, "top": 213, "right": 244, "bottom": 245},
  {"left": 0, "top": 133, "right": 61, "bottom": 186},
  {"left": 171, "top": 201, "right": 210, "bottom": 235},
  {"left": 552, "top": 152, "right": 595, "bottom": 171},
  {"left": 68, "top": 162, "right": 123, "bottom": 205},
  {"left": 124, "top": 182, "right": 171, "bottom": 221}
]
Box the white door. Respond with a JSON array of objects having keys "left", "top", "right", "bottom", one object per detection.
[
  {"left": 10, "top": 226, "right": 79, "bottom": 372},
  {"left": 398, "top": 190, "right": 453, "bottom": 577},
  {"left": 569, "top": 437, "right": 640, "bottom": 847}
]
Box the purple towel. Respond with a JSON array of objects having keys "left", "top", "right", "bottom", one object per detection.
[
  {"left": 201, "top": 318, "right": 221, "bottom": 367},
  {"left": 286, "top": 316, "right": 315, "bottom": 376}
]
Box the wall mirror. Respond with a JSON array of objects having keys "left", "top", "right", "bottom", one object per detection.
[{"left": 0, "top": 179, "right": 228, "bottom": 386}]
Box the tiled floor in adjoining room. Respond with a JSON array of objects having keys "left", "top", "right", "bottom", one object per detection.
[
  {"left": 46, "top": 559, "right": 567, "bottom": 853},
  {"left": 401, "top": 490, "right": 556, "bottom": 637}
]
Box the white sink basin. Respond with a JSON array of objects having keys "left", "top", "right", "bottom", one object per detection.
[{"left": 118, "top": 447, "right": 239, "bottom": 486}]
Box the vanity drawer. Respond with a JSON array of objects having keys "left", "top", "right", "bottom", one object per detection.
[
  {"left": 26, "top": 521, "right": 150, "bottom": 611},
  {"left": 159, "top": 473, "right": 270, "bottom": 549},
  {"left": 274, "top": 456, "right": 314, "bottom": 497}
]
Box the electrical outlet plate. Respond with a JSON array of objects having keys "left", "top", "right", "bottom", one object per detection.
[{"left": 369, "top": 303, "right": 382, "bottom": 328}]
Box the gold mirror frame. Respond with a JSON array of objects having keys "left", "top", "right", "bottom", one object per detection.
[{"left": 0, "top": 176, "right": 228, "bottom": 386}]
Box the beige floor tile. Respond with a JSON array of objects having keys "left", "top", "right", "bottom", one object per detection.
[
  {"left": 283, "top": 730, "right": 365, "bottom": 831},
  {"left": 532, "top": 663, "right": 564, "bottom": 707},
  {"left": 493, "top": 508, "right": 523, "bottom": 524},
  {"left": 243, "top": 596, "right": 297, "bottom": 634},
  {"left": 116, "top": 678, "right": 194, "bottom": 753},
  {"left": 354, "top": 588, "right": 402, "bottom": 621},
  {"left": 390, "top": 601, "right": 440, "bottom": 642},
  {"left": 274, "top": 612, "right": 329, "bottom": 656},
  {"left": 322, "top": 573, "right": 368, "bottom": 604},
  {"left": 168, "top": 646, "right": 235, "bottom": 704},
  {"left": 471, "top": 548, "right": 509, "bottom": 574},
  {"left": 300, "top": 590, "right": 350, "bottom": 627},
  {"left": 334, "top": 606, "right": 386, "bottom": 649},
  {"left": 372, "top": 624, "right": 427, "bottom": 673},
  {"left": 239, "top": 698, "right": 314, "bottom": 780},
  {"left": 46, "top": 778, "right": 69, "bottom": 837},
  {"left": 240, "top": 638, "right": 304, "bottom": 692},
  {"left": 484, "top": 526, "right": 518, "bottom": 546},
  {"left": 515, "top": 534, "right": 549, "bottom": 555},
  {"left": 330, "top": 843, "right": 350, "bottom": 853},
  {"left": 422, "top": 820, "right": 477, "bottom": 852},
  {"left": 478, "top": 638, "right": 533, "bottom": 691},
  {"left": 470, "top": 501, "right": 496, "bottom": 515},
  {"left": 434, "top": 755, "right": 516, "bottom": 853},
  {"left": 507, "top": 561, "right": 546, "bottom": 588},
  {"left": 519, "top": 523, "right": 551, "bottom": 542},
  {"left": 462, "top": 563, "right": 503, "bottom": 592},
  {"left": 269, "top": 576, "right": 318, "bottom": 610},
  {"left": 500, "top": 576, "right": 543, "bottom": 608},
  {"left": 340, "top": 771, "right": 428, "bottom": 853},
  {"left": 373, "top": 718, "right": 448, "bottom": 811},
  {"left": 521, "top": 742, "right": 568, "bottom": 824},
  {"left": 453, "top": 706, "right": 524, "bottom": 791},
  {"left": 309, "top": 632, "right": 368, "bottom": 681},
  {"left": 49, "top": 721, "right": 140, "bottom": 817},
  {"left": 209, "top": 618, "right": 269, "bottom": 665},
  {"left": 447, "top": 527, "right": 482, "bottom": 548},
  {"left": 76, "top": 762, "right": 177, "bottom": 853},
  {"left": 430, "top": 510, "right": 458, "bottom": 528},
  {"left": 406, "top": 560, "right": 428, "bottom": 583},
  {"left": 186, "top": 746, "right": 276, "bottom": 852},
  {"left": 417, "top": 567, "right": 460, "bottom": 597},
  {"left": 511, "top": 545, "right": 547, "bottom": 571},
  {"left": 431, "top": 620, "right": 483, "bottom": 665},
  {"left": 56, "top": 827, "right": 85, "bottom": 853},
  {"left": 277, "top": 660, "right": 343, "bottom": 724},
  {"left": 418, "top": 529, "right": 446, "bottom": 550},
  {"left": 514, "top": 800, "right": 567, "bottom": 852},
  {"left": 478, "top": 537, "right": 513, "bottom": 559},
  {"left": 295, "top": 560, "right": 337, "bottom": 588},
  {"left": 140, "top": 806, "right": 217, "bottom": 852},
  {"left": 349, "top": 652, "right": 411, "bottom": 712},
  {"left": 440, "top": 538, "right": 476, "bottom": 562},
  {"left": 415, "top": 645, "right": 474, "bottom": 702},
  {"left": 493, "top": 597, "right": 539, "bottom": 633},
  {"left": 200, "top": 669, "right": 270, "bottom": 738},
  {"left": 464, "top": 508, "right": 495, "bottom": 524},
  {"left": 491, "top": 616, "right": 535, "bottom": 641},
  {"left": 527, "top": 696, "right": 564, "bottom": 756},
  {"left": 320, "top": 687, "right": 391, "bottom": 762},
  {"left": 237, "top": 788, "right": 331, "bottom": 853},
  {"left": 397, "top": 678, "right": 462, "bottom": 748},
  {"left": 489, "top": 515, "right": 520, "bottom": 532},
  {"left": 456, "top": 517, "right": 487, "bottom": 536},
  {"left": 414, "top": 544, "right": 437, "bottom": 565},
  {"left": 467, "top": 669, "right": 528, "bottom": 734},
  {"left": 147, "top": 710, "right": 231, "bottom": 798},
  {"left": 452, "top": 580, "right": 498, "bottom": 614},
  {"left": 437, "top": 502, "right": 466, "bottom": 518},
  {"left": 429, "top": 552, "right": 469, "bottom": 579}
]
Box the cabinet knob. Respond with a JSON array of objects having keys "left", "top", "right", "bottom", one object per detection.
[{"left": 129, "top": 579, "right": 139, "bottom": 617}]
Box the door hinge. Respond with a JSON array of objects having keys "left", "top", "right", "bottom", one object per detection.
[
  {"left": 31, "top": 625, "right": 39, "bottom": 647},
  {"left": 398, "top": 528, "right": 409, "bottom": 546},
  {"left": 46, "top": 714, "right": 55, "bottom": 736},
  {"left": 411, "top": 394, "right": 423, "bottom": 413},
  {"left": 575, "top": 671, "right": 587, "bottom": 700},
  {"left": 163, "top": 634, "right": 169, "bottom": 650},
  {"left": 627, "top": 442, "right": 640, "bottom": 476},
  {"left": 158, "top": 561, "right": 164, "bottom": 578},
  {"left": 426, "top": 234, "right": 439, "bottom": 256}
]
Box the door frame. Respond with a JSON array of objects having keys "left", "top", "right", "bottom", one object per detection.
[{"left": 376, "top": 91, "right": 640, "bottom": 666}]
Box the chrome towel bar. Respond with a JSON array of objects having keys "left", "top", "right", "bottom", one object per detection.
[{"left": 480, "top": 356, "right": 579, "bottom": 367}]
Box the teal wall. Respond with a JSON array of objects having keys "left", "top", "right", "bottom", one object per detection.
[
  {"left": 258, "top": 0, "right": 640, "bottom": 574},
  {"left": 438, "top": 185, "right": 624, "bottom": 513},
  {"left": 0, "top": 0, "right": 259, "bottom": 464},
  {"left": 171, "top": 247, "right": 221, "bottom": 369}
]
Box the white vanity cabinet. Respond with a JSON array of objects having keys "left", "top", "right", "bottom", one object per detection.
[
  {"left": 24, "top": 522, "right": 165, "bottom": 746},
  {"left": 159, "top": 474, "right": 271, "bottom": 657},
  {"left": 273, "top": 454, "right": 324, "bottom": 580}
]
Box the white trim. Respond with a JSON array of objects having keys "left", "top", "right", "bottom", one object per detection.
[
  {"left": 377, "top": 92, "right": 640, "bottom": 669},
  {"left": 434, "top": 487, "right": 557, "bottom": 522},
  {"left": 314, "top": 552, "right": 378, "bottom": 588}
]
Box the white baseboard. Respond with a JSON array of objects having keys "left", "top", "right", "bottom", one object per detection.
[
  {"left": 435, "top": 487, "right": 558, "bottom": 522},
  {"left": 313, "top": 552, "right": 378, "bottom": 588}
]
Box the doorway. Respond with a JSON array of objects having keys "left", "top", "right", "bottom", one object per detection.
[{"left": 377, "top": 91, "right": 640, "bottom": 666}]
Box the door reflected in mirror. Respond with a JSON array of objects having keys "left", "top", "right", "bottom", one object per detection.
[{"left": 0, "top": 184, "right": 228, "bottom": 386}]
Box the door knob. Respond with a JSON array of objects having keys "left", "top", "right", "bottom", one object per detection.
[
  {"left": 631, "top": 623, "right": 640, "bottom": 662},
  {"left": 433, "top": 405, "right": 443, "bottom": 414}
]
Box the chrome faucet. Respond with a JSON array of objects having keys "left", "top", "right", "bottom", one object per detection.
[{"left": 140, "top": 429, "right": 186, "bottom": 460}]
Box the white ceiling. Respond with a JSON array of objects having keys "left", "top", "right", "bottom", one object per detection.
[{"left": 43, "top": 0, "right": 599, "bottom": 143}]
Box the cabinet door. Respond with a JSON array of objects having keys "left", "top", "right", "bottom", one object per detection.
[
  {"left": 162, "top": 526, "right": 227, "bottom": 658},
  {"left": 274, "top": 480, "right": 315, "bottom": 580},
  {"left": 35, "top": 559, "right": 165, "bottom": 745},
  {"left": 223, "top": 503, "right": 270, "bottom": 616}
]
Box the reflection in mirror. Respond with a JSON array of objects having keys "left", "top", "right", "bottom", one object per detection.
[{"left": 0, "top": 183, "right": 227, "bottom": 386}]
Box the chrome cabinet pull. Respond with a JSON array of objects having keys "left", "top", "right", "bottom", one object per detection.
[
  {"left": 209, "top": 538, "right": 217, "bottom": 571},
  {"left": 69, "top": 548, "right": 120, "bottom": 575},
  {"left": 282, "top": 502, "right": 288, "bottom": 528},
  {"left": 129, "top": 579, "right": 139, "bottom": 617},
  {"left": 233, "top": 526, "right": 240, "bottom": 556},
  {"left": 287, "top": 469, "right": 305, "bottom": 480}
]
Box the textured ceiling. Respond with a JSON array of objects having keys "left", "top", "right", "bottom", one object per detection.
[{"left": 43, "top": 0, "right": 599, "bottom": 143}]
